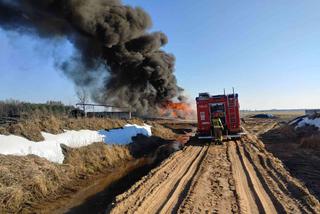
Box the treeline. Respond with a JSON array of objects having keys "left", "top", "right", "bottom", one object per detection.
[{"left": 0, "top": 100, "right": 75, "bottom": 118}]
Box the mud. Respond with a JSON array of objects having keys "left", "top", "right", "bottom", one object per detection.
[
  {"left": 20, "top": 119, "right": 320, "bottom": 214},
  {"left": 27, "top": 158, "right": 148, "bottom": 213},
  {"left": 65, "top": 158, "right": 155, "bottom": 214},
  {"left": 261, "top": 125, "right": 320, "bottom": 200},
  {"left": 28, "top": 139, "right": 184, "bottom": 214},
  {"left": 245, "top": 117, "right": 320, "bottom": 201},
  {"left": 108, "top": 135, "right": 320, "bottom": 213}
]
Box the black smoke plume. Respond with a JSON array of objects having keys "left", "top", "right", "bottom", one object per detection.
[{"left": 0, "top": 0, "right": 183, "bottom": 114}]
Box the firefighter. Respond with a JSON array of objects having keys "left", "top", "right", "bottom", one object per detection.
[{"left": 211, "top": 113, "right": 224, "bottom": 144}]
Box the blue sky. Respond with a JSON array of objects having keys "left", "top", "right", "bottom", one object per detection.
[{"left": 0, "top": 0, "right": 319, "bottom": 109}]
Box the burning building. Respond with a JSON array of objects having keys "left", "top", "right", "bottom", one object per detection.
[
  {"left": 75, "top": 103, "right": 132, "bottom": 119},
  {"left": 159, "top": 101, "right": 195, "bottom": 119}
]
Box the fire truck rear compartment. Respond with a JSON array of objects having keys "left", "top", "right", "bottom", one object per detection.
[{"left": 196, "top": 91, "right": 242, "bottom": 141}]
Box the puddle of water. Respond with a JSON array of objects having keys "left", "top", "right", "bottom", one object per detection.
[
  {"left": 65, "top": 158, "right": 156, "bottom": 214},
  {"left": 65, "top": 142, "right": 184, "bottom": 213},
  {"left": 31, "top": 158, "right": 152, "bottom": 214},
  {"left": 32, "top": 141, "right": 185, "bottom": 214}
]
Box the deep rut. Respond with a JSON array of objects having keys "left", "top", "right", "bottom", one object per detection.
[
  {"left": 109, "top": 145, "right": 208, "bottom": 214},
  {"left": 228, "top": 141, "right": 277, "bottom": 214},
  {"left": 109, "top": 136, "right": 320, "bottom": 214}
]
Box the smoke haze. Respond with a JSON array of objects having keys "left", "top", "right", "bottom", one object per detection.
[{"left": 0, "top": 0, "right": 183, "bottom": 114}]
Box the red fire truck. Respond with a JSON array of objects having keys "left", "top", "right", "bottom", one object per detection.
[{"left": 196, "top": 91, "right": 242, "bottom": 139}]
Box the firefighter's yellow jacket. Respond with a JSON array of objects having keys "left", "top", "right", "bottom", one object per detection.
[{"left": 211, "top": 118, "right": 224, "bottom": 130}]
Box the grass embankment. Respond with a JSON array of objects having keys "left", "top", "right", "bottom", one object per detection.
[
  {"left": 0, "top": 116, "right": 142, "bottom": 141},
  {"left": 0, "top": 117, "right": 177, "bottom": 212},
  {"left": 257, "top": 116, "right": 320, "bottom": 200},
  {"left": 0, "top": 143, "right": 131, "bottom": 212},
  {"left": 300, "top": 134, "right": 320, "bottom": 149},
  {"left": 244, "top": 113, "right": 320, "bottom": 150},
  {"left": 266, "top": 122, "right": 320, "bottom": 150},
  {"left": 0, "top": 116, "right": 177, "bottom": 141}
]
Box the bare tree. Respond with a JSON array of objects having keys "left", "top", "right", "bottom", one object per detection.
[{"left": 76, "top": 87, "right": 89, "bottom": 114}]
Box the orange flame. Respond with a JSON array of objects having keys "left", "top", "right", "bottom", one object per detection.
[{"left": 159, "top": 101, "right": 195, "bottom": 119}]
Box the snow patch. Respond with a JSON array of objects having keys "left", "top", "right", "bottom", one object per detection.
[
  {"left": 0, "top": 124, "right": 152, "bottom": 163},
  {"left": 98, "top": 124, "right": 151, "bottom": 145},
  {"left": 295, "top": 117, "right": 320, "bottom": 130}
]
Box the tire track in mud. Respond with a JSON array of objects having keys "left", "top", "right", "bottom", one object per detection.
[
  {"left": 109, "top": 145, "right": 208, "bottom": 214},
  {"left": 109, "top": 136, "right": 320, "bottom": 214},
  {"left": 242, "top": 139, "right": 304, "bottom": 213},
  {"left": 135, "top": 146, "right": 205, "bottom": 214},
  {"left": 242, "top": 137, "right": 319, "bottom": 214},
  {"left": 228, "top": 141, "right": 277, "bottom": 214},
  {"left": 157, "top": 145, "right": 208, "bottom": 213},
  {"left": 179, "top": 144, "right": 239, "bottom": 214},
  {"left": 228, "top": 141, "right": 260, "bottom": 213}
]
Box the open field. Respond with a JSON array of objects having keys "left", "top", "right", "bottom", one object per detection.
[
  {"left": 241, "top": 110, "right": 304, "bottom": 122},
  {"left": 1, "top": 116, "right": 320, "bottom": 213},
  {"left": 1, "top": 0, "right": 319, "bottom": 213}
]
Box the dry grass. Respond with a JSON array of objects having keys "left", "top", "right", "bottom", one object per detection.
[
  {"left": 0, "top": 143, "right": 134, "bottom": 213},
  {"left": 0, "top": 116, "right": 146, "bottom": 141},
  {"left": 63, "top": 117, "right": 144, "bottom": 131},
  {"left": 0, "top": 117, "right": 178, "bottom": 212},
  {"left": 276, "top": 125, "right": 298, "bottom": 139},
  {"left": 148, "top": 121, "right": 177, "bottom": 140},
  {"left": 6, "top": 120, "right": 44, "bottom": 141},
  {"left": 300, "top": 134, "right": 320, "bottom": 150},
  {"left": 0, "top": 116, "right": 180, "bottom": 212},
  {"left": 63, "top": 143, "right": 132, "bottom": 175},
  {"left": 0, "top": 155, "right": 65, "bottom": 212}
]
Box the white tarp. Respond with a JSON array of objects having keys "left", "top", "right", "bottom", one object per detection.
[{"left": 0, "top": 124, "right": 152, "bottom": 163}]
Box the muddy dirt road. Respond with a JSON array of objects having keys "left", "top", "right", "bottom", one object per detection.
[{"left": 109, "top": 136, "right": 320, "bottom": 214}]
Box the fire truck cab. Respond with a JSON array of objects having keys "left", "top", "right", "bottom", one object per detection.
[{"left": 196, "top": 91, "right": 242, "bottom": 139}]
